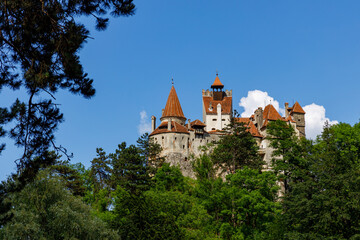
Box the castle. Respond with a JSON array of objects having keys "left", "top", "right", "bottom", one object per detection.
[{"left": 149, "top": 74, "right": 305, "bottom": 178}]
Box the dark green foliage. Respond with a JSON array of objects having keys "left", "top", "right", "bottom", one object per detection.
[
  {"left": 268, "top": 121, "right": 360, "bottom": 239},
  {"left": 267, "top": 120, "right": 311, "bottom": 192},
  {"left": 0, "top": 0, "right": 135, "bottom": 173},
  {"left": 212, "top": 111, "right": 262, "bottom": 173},
  {"left": 154, "top": 163, "right": 186, "bottom": 192},
  {"left": 90, "top": 148, "right": 112, "bottom": 193},
  {"left": 137, "top": 133, "right": 165, "bottom": 173},
  {"left": 110, "top": 142, "right": 151, "bottom": 195}
]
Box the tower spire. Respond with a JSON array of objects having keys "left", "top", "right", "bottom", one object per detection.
[{"left": 161, "top": 85, "right": 186, "bottom": 122}]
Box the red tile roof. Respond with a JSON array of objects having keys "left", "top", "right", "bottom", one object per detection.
[
  {"left": 284, "top": 116, "right": 296, "bottom": 123},
  {"left": 161, "top": 86, "right": 186, "bottom": 120},
  {"left": 290, "top": 101, "right": 305, "bottom": 114},
  {"left": 261, "top": 104, "right": 283, "bottom": 128},
  {"left": 203, "top": 96, "right": 232, "bottom": 114},
  {"left": 211, "top": 75, "right": 224, "bottom": 88},
  {"left": 191, "top": 119, "right": 206, "bottom": 127},
  {"left": 149, "top": 121, "right": 189, "bottom": 136},
  {"left": 235, "top": 118, "right": 263, "bottom": 138}
]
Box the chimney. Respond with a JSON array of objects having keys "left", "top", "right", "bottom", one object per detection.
[
  {"left": 167, "top": 119, "right": 172, "bottom": 131},
  {"left": 151, "top": 116, "right": 156, "bottom": 132},
  {"left": 188, "top": 119, "right": 191, "bottom": 129},
  {"left": 285, "top": 102, "right": 289, "bottom": 117}
]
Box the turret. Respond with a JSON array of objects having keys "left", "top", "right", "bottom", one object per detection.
[{"left": 160, "top": 85, "right": 187, "bottom": 125}]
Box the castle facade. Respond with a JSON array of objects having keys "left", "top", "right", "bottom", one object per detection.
[{"left": 149, "top": 75, "right": 305, "bottom": 178}]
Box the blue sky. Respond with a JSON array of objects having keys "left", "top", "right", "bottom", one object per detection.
[{"left": 1, "top": 0, "right": 360, "bottom": 180}]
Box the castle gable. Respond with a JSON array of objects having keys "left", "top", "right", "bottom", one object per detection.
[{"left": 203, "top": 96, "right": 232, "bottom": 115}]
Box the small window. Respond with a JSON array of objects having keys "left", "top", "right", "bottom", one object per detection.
[
  {"left": 200, "top": 140, "right": 202, "bottom": 143},
  {"left": 212, "top": 128, "right": 215, "bottom": 130},
  {"left": 212, "top": 119, "right": 217, "bottom": 121},
  {"left": 162, "top": 136, "right": 164, "bottom": 139},
  {"left": 184, "top": 157, "right": 188, "bottom": 161},
  {"left": 175, "top": 137, "right": 177, "bottom": 140},
  {"left": 298, "top": 119, "right": 300, "bottom": 121},
  {"left": 222, "top": 119, "right": 225, "bottom": 121},
  {"left": 183, "top": 145, "right": 185, "bottom": 149},
  {"left": 182, "top": 136, "right": 184, "bottom": 140}
]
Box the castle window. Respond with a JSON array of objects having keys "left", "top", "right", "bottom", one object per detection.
[
  {"left": 222, "top": 119, "right": 225, "bottom": 121},
  {"left": 185, "top": 157, "right": 188, "bottom": 161},
  {"left": 175, "top": 137, "right": 177, "bottom": 140},
  {"left": 182, "top": 136, "right": 184, "bottom": 140},
  {"left": 200, "top": 140, "right": 202, "bottom": 143},
  {"left": 162, "top": 136, "right": 164, "bottom": 139},
  {"left": 212, "top": 119, "right": 216, "bottom": 121},
  {"left": 183, "top": 145, "right": 185, "bottom": 149},
  {"left": 212, "top": 128, "right": 215, "bottom": 130}
]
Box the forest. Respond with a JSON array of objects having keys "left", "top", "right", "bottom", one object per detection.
[{"left": 1, "top": 120, "right": 360, "bottom": 239}]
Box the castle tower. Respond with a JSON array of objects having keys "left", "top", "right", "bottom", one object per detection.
[
  {"left": 287, "top": 101, "right": 306, "bottom": 137},
  {"left": 202, "top": 74, "right": 232, "bottom": 132},
  {"left": 150, "top": 85, "right": 193, "bottom": 177}
]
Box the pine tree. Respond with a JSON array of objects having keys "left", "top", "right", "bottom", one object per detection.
[{"left": 0, "top": 0, "right": 135, "bottom": 173}]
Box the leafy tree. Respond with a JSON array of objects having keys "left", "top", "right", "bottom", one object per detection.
[
  {"left": 221, "top": 168, "right": 280, "bottom": 240},
  {"left": 0, "top": 0, "right": 135, "bottom": 174},
  {"left": 212, "top": 111, "right": 262, "bottom": 173},
  {"left": 154, "top": 163, "right": 186, "bottom": 192},
  {"left": 1, "top": 170, "right": 119, "bottom": 239}
]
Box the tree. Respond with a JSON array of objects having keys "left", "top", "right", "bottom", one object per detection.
[
  {"left": 0, "top": 0, "right": 135, "bottom": 173},
  {"left": 274, "top": 122, "right": 360, "bottom": 239},
  {"left": 90, "top": 148, "right": 112, "bottom": 193},
  {"left": 0, "top": 170, "right": 119, "bottom": 239},
  {"left": 221, "top": 168, "right": 280, "bottom": 240},
  {"left": 137, "top": 133, "right": 164, "bottom": 173},
  {"left": 212, "top": 111, "right": 262, "bottom": 173},
  {"left": 110, "top": 142, "right": 151, "bottom": 195},
  {"left": 266, "top": 120, "right": 312, "bottom": 193}
]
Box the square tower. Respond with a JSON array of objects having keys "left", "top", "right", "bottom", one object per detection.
[{"left": 202, "top": 74, "right": 232, "bottom": 132}]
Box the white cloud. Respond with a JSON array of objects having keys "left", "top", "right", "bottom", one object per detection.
[
  {"left": 138, "top": 110, "right": 152, "bottom": 135},
  {"left": 239, "top": 90, "right": 284, "bottom": 117},
  {"left": 303, "top": 103, "right": 338, "bottom": 139}
]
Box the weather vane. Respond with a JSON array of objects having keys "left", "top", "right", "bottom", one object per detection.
[
  {"left": 171, "top": 77, "right": 174, "bottom": 85},
  {"left": 216, "top": 69, "right": 218, "bottom": 76}
]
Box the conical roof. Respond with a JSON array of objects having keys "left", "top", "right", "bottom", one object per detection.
[
  {"left": 161, "top": 86, "right": 186, "bottom": 120},
  {"left": 290, "top": 101, "right": 305, "bottom": 114},
  {"left": 263, "top": 104, "right": 282, "bottom": 121},
  {"left": 211, "top": 75, "right": 224, "bottom": 88}
]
